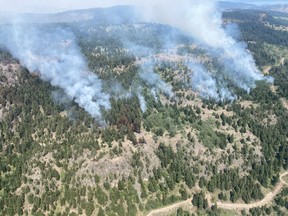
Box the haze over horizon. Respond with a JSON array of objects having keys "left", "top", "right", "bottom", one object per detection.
[{"left": 1, "top": 0, "right": 288, "bottom": 14}]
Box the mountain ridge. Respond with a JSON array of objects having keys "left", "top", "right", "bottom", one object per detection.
[{"left": 0, "top": 5, "right": 140, "bottom": 24}]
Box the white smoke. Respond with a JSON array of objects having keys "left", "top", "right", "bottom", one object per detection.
[
  {"left": 137, "top": 0, "right": 269, "bottom": 99},
  {"left": 127, "top": 63, "right": 174, "bottom": 112},
  {"left": 124, "top": 39, "right": 174, "bottom": 110},
  {"left": 138, "top": 63, "right": 174, "bottom": 99},
  {"left": 0, "top": 0, "right": 272, "bottom": 120},
  {"left": 189, "top": 62, "right": 235, "bottom": 101},
  {"left": 0, "top": 25, "right": 110, "bottom": 121},
  {"left": 137, "top": 91, "right": 147, "bottom": 112}
]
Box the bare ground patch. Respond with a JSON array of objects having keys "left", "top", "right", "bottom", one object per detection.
[{"left": 0, "top": 62, "right": 21, "bottom": 87}]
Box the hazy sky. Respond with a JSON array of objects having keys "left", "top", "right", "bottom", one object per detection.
[
  {"left": 232, "top": 0, "right": 288, "bottom": 4},
  {"left": 0, "top": 0, "right": 135, "bottom": 13},
  {"left": 1, "top": 0, "right": 288, "bottom": 13}
]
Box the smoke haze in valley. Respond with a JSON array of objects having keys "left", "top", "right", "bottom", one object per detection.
[{"left": 0, "top": 0, "right": 273, "bottom": 120}]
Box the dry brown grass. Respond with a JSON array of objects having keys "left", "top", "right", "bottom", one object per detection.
[{"left": 0, "top": 63, "right": 21, "bottom": 87}]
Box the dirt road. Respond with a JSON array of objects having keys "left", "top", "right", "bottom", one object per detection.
[
  {"left": 146, "top": 172, "right": 288, "bottom": 216},
  {"left": 217, "top": 172, "right": 288, "bottom": 210},
  {"left": 146, "top": 199, "right": 193, "bottom": 216}
]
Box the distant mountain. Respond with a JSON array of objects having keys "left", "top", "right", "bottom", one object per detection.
[
  {"left": 265, "top": 4, "right": 288, "bottom": 13},
  {"left": 217, "top": 1, "right": 257, "bottom": 10},
  {"left": 0, "top": 5, "right": 140, "bottom": 24},
  {"left": 2, "top": 3, "right": 288, "bottom": 26},
  {"left": 218, "top": 1, "right": 288, "bottom": 13}
]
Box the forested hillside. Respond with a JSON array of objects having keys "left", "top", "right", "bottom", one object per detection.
[{"left": 0, "top": 8, "right": 287, "bottom": 216}]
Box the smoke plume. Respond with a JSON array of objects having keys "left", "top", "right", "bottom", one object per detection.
[
  {"left": 138, "top": 0, "right": 269, "bottom": 100},
  {"left": 0, "top": 25, "right": 110, "bottom": 121},
  {"left": 188, "top": 62, "right": 235, "bottom": 101},
  {"left": 138, "top": 63, "right": 174, "bottom": 100},
  {"left": 137, "top": 90, "right": 147, "bottom": 112},
  {"left": 0, "top": 0, "right": 273, "bottom": 121}
]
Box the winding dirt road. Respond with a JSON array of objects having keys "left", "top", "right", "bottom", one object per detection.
[
  {"left": 217, "top": 172, "right": 288, "bottom": 210},
  {"left": 146, "top": 199, "right": 193, "bottom": 216},
  {"left": 147, "top": 172, "right": 288, "bottom": 216}
]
